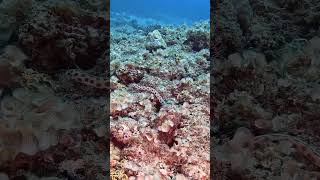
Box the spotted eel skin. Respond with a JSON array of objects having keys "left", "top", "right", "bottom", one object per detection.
[
  {"left": 129, "top": 83, "right": 165, "bottom": 105},
  {"left": 66, "top": 70, "right": 165, "bottom": 105},
  {"left": 66, "top": 69, "right": 109, "bottom": 90},
  {"left": 254, "top": 133, "right": 320, "bottom": 168}
]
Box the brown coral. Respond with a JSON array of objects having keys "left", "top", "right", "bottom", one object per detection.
[{"left": 115, "top": 64, "right": 144, "bottom": 85}]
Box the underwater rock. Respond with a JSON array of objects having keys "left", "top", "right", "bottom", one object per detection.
[
  {"left": 279, "top": 37, "right": 320, "bottom": 81},
  {"left": 145, "top": 30, "right": 167, "bottom": 52},
  {"left": 0, "top": 0, "right": 33, "bottom": 47},
  {"left": 18, "top": 1, "right": 107, "bottom": 72},
  {"left": 0, "top": 0, "right": 33, "bottom": 17},
  {"left": 111, "top": 88, "right": 139, "bottom": 118},
  {"left": 0, "top": 16, "right": 16, "bottom": 47},
  {"left": 0, "top": 45, "right": 27, "bottom": 87},
  {"left": 0, "top": 59, "right": 18, "bottom": 87},
  {"left": 115, "top": 64, "right": 144, "bottom": 84},
  {"left": 0, "top": 87, "right": 79, "bottom": 159},
  {"left": 155, "top": 106, "right": 182, "bottom": 146},
  {"left": 184, "top": 29, "right": 209, "bottom": 51},
  {"left": 2, "top": 45, "right": 27, "bottom": 69}
]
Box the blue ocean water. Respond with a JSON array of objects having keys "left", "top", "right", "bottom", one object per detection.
[{"left": 110, "top": 0, "right": 210, "bottom": 25}]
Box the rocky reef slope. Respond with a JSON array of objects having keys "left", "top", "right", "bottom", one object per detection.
[
  {"left": 110, "top": 13, "right": 210, "bottom": 179},
  {"left": 211, "top": 0, "right": 320, "bottom": 179},
  {"left": 0, "top": 0, "right": 108, "bottom": 179}
]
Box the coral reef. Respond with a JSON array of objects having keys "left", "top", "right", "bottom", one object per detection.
[
  {"left": 18, "top": 0, "right": 107, "bottom": 72},
  {"left": 0, "top": 0, "right": 108, "bottom": 179},
  {"left": 0, "top": 0, "right": 33, "bottom": 47},
  {"left": 184, "top": 29, "right": 210, "bottom": 52},
  {"left": 211, "top": 0, "right": 320, "bottom": 179},
  {"left": 212, "top": 0, "right": 320, "bottom": 58},
  {"left": 110, "top": 14, "right": 210, "bottom": 179}
]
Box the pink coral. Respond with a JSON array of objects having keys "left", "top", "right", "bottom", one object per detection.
[{"left": 154, "top": 107, "right": 182, "bottom": 146}]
